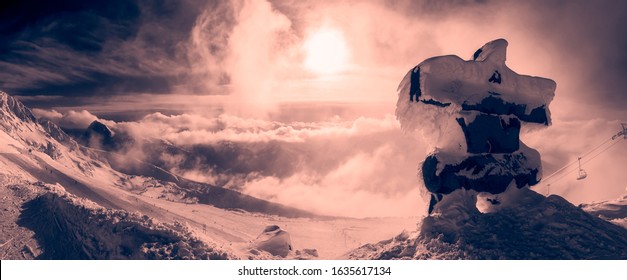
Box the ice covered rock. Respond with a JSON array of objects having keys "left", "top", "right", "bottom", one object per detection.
[
  {"left": 397, "top": 39, "right": 555, "bottom": 129},
  {"left": 422, "top": 144, "right": 541, "bottom": 196},
  {"left": 252, "top": 225, "right": 292, "bottom": 258},
  {"left": 397, "top": 39, "right": 555, "bottom": 213},
  {"left": 295, "top": 248, "right": 319, "bottom": 259}
]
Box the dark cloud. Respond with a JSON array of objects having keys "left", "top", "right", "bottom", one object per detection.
[
  {"left": 383, "top": 0, "right": 491, "bottom": 16},
  {"left": 0, "top": 0, "right": 233, "bottom": 100},
  {"left": 0, "top": 0, "right": 141, "bottom": 51},
  {"left": 506, "top": 0, "right": 627, "bottom": 112}
]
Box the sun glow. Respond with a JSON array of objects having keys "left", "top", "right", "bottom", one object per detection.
[{"left": 303, "top": 28, "right": 350, "bottom": 75}]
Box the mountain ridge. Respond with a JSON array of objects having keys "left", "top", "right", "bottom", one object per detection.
[{"left": 0, "top": 90, "right": 321, "bottom": 218}]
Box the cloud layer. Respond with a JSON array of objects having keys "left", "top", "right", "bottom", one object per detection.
[
  {"left": 34, "top": 104, "right": 627, "bottom": 218},
  {"left": 120, "top": 112, "right": 426, "bottom": 218}
]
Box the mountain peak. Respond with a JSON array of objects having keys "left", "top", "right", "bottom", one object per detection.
[
  {"left": 81, "top": 120, "right": 116, "bottom": 149},
  {"left": 86, "top": 120, "right": 113, "bottom": 138},
  {"left": 0, "top": 91, "right": 37, "bottom": 124}
]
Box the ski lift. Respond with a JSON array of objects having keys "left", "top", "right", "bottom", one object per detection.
[{"left": 577, "top": 157, "right": 587, "bottom": 180}]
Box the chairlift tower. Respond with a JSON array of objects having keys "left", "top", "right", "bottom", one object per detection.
[{"left": 612, "top": 123, "right": 627, "bottom": 140}]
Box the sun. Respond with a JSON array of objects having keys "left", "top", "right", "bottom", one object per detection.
[{"left": 303, "top": 28, "right": 349, "bottom": 75}]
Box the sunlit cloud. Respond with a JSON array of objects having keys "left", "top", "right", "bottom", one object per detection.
[
  {"left": 32, "top": 108, "right": 112, "bottom": 129},
  {"left": 4, "top": 0, "right": 627, "bottom": 217},
  {"left": 303, "top": 27, "right": 350, "bottom": 75}
]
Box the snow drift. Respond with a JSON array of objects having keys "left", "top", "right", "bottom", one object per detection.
[
  {"left": 251, "top": 225, "right": 292, "bottom": 258},
  {"left": 348, "top": 189, "right": 627, "bottom": 259},
  {"left": 16, "top": 182, "right": 234, "bottom": 260}
]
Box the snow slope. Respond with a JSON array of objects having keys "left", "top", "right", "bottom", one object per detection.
[
  {"left": 347, "top": 189, "right": 627, "bottom": 259},
  {"left": 11, "top": 182, "right": 232, "bottom": 259},
  {"left": 1, "top": 91, "right": 415, "bottom": 259}
]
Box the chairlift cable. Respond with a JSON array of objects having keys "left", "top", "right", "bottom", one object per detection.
[
  {"left": 537, "top": 124, "right": 626, "bottom": 195},
  {"left": 541, "top": 138, "right": 624, "bottom": 188},
  {"left": 544, "top": 139, "right": 623, "bottom": 185},
  {"left": 541, "top": 136, "right": 614, "bottom": 183},
  {"left": 540, "top": 125, "right": 626, "bottom": 185}
]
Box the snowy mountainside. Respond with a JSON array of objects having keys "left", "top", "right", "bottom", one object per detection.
[
  {"left": 348, "top": 190, "right": 627, "bottom": 259},
  {"left": 0, "top": 90, "right": 236, "bottom": 259},
  {"left": 1, "top": 91, "right": 317, "bottom": 218},
  {"left": 1, "top": 91, "right": 416, "bottom": 259},
  {"left": 1, "top": 91, "right": 97, "bottom": 175},
  {"left": 0, "top": 90, "right": 37, "bottom": 123},
  {"left": 0, "top": 178, "right": 233, "bottom": 259}
]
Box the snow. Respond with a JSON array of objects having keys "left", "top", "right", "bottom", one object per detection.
[
  {"left": 348, "top": 189, "right": 627, "bottom": 259},
  {"left": 396, "top": 39, "right": 555, "bottom": 132},
  {"left": 114, "top": 175, "right": 198, "bottom": 204},
  {"left": 395, "top": 40, "right": 555, "bottom": 213},
  {"left": 1, "top": 65, "right": 626, "bottom": 260},
  {"left": 251, "top": 225, "right": 292, "bottom": 257},
  {"left": 1, "top": 90, "right": 416, "bottom": 259},
  {"left": 0, "top": 180, "right": 233, "bottom": 259},
  {"left": 0, "top": 142, "right": 414, "bottom": 259},
  {"left": 395, "top": 39, "right": 556, "bottom": 148}
]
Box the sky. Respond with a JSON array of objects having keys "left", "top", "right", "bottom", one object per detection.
[{"left": 1, "top": 0, "right": 626, "bottom": 217}]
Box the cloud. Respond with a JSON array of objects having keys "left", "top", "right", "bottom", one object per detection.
[
  {"left": 116, "top": 112, "right": 399, "bottom": 146},
  {"left": 4, "top": 0, "right": 626, "bottom": 121},
  {"left": 522, "top": 119, "right": 627, "bottom": 204},
  {"left": 0, "top": 0, "right": 203, "bottom": 96},
  {"left": 242, "top": 143, "right": 427, "bottom": 217},
  {"left": 31, "top": 108, "right": 63, "bottom": 120},
  {"left": 92, "top": 110, "right": 425, "bottom": 217},
  {"left": 109, "top": 109, "right": 626, "bottom": 217},
  {"left": 34, "top": 102, "right": 626, "bottom": 218},
  {"left": 8, "top": 0, "right": 627, "bottom": 217},
  {"left": 32, "top": 108, "right": 105, "bottom": 128}
]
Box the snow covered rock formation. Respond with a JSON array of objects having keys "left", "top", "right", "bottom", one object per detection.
[
  {"left": 252, "top": 225, "right": 292, "bottom": 258},
  {"left": 396, "top": 39, "right": 556, "bottom": 214},
  {"left": 347, "top": 189, "right": 627, "bottom": 259}
]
